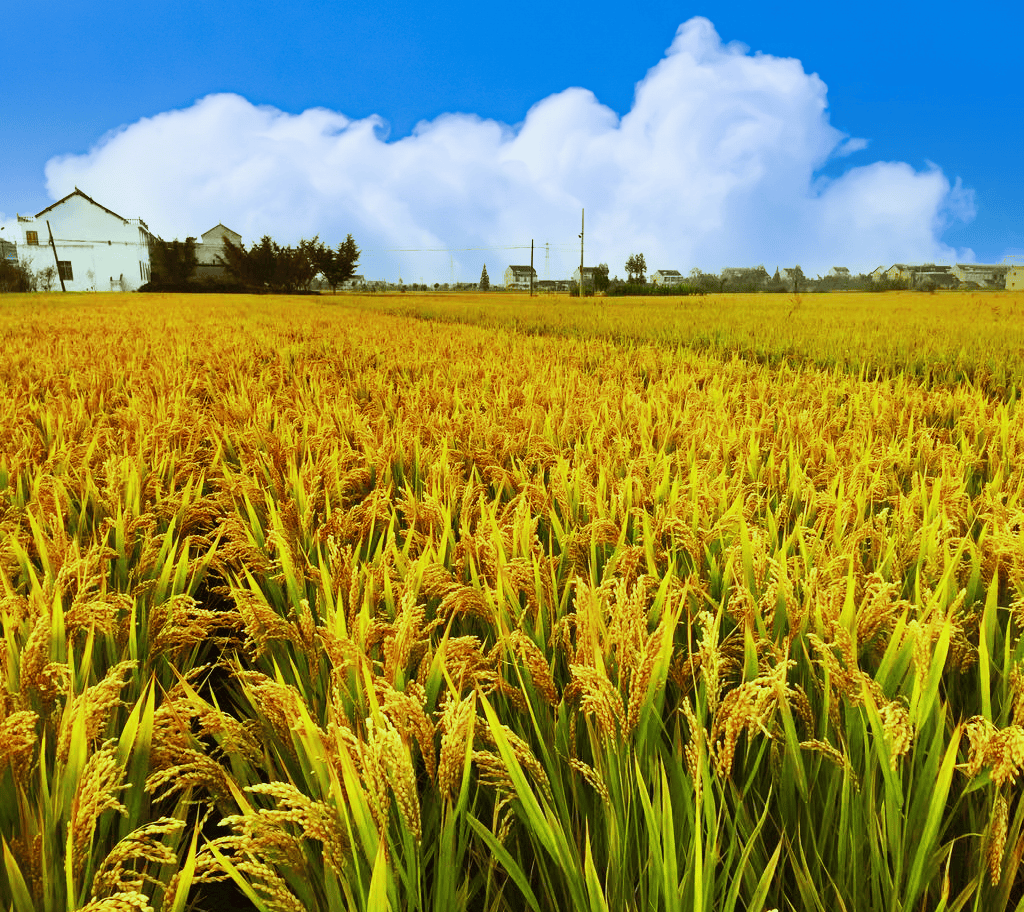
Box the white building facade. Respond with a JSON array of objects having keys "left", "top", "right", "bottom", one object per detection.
[
  {"left": 652, "top": 269, "right": 685, "bottom": 286},
  {"left": 1007, "top": 266, "right": 1023, "bottom": 291},
  {"left": 504, "top": 265, "right": 537, "bottom": 289},
  {"left": 15, "top": 189, "right": 154, "bottom": 291},
  {"left": 195, "top": 223, "right": 242, "bottom": 279}
]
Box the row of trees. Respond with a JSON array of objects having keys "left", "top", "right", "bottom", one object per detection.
[{"left": 147, "top": 234, "right": 360, "bottom": 293}]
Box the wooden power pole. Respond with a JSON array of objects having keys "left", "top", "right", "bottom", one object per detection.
[
  {"left": 47, "top": 221, "right": 66, "bottom": 292},
  {"left": 579, "top": 209, "right": 584, "bottom": 296}
]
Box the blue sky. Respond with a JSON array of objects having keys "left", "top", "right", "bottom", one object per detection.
[{"left": 2, "top": 0, "right": 1020, "bottom": 283}]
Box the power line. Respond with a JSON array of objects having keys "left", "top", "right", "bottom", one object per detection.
[{"left": 360, "top": 243, "right": 579, "bottom": 254}]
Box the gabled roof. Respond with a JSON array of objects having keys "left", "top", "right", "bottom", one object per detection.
[
  {"left": 201, "top": 223, "right": 242, "bottom": 242},
  {"left": 35, "top": 187, "right": 128, "bottom": 222},
  {"left": 654, "top": 269, "right": 682, "bottom": 276},
  {"left": 507, "top": 265, "right": 537, "bottom": 273}
]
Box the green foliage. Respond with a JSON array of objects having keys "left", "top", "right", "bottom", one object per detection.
[
  {"left": 150, "top": 237, "right": 199, "bottom": 287},
  {"left": 311, "top": 233, "right": 361, "bottom": 293},
  {"left": 480, "top": 264, "right": 490, "bottom": 291},
  {"left": 219, "top": 233, "right": 357, "bottom": 293},
  {"left": 0, "top": 258, "right": 37, "bottom": 293},
  {"left": 625, "top": 253, "right": 647, "bottom": 284},
  {"left": 606, "top": 282, "right": 699, "bottom": 297}
]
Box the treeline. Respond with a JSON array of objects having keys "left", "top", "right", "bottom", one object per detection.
[
  {"left": 143, "top": 234, "right": 360, "bottom": 293},
  {"left": 606, "top": 282, "right": 700, "bottom": 296}
]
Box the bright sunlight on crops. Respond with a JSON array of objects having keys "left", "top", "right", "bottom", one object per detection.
[{"left": 2, "top": 290, "right": 1024, "bottom": 911}]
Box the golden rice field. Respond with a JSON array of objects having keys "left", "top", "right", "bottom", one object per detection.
[{"left": 1, "top": 290, "right": 1024, "bottom": 912}]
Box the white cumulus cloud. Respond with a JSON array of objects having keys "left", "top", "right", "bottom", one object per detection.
[{"left": 42, "top": 17, "right": 975, "bottom": 282}]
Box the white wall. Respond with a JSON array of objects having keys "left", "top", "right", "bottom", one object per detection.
[{"left": 16, "top": 193, "right": 152, "bottom": 291}]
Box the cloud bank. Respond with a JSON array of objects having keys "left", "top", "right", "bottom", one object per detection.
[{"left": 43, "top": 17, "right": 975, "bottom": 282}]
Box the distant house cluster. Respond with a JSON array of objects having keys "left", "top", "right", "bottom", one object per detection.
[
  {"left": 496, "top": 260, "right": 1021, "bottom": 292},
  {"left": 7, "top": 188, "right": 238, "bottom": 291},
  {"left": 873, "top": 263, "right": 1013, "bottom": 289}
]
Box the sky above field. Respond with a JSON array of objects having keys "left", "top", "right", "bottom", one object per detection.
[{"left": 1, "top": 1, "right": 1021, "bottom": 284}]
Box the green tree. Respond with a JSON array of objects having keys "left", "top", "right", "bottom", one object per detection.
[
  {"left": 150, "top": 237, "right": 198, "bottom": 286},
  {"left": 37, "top": 266, "right": 57, "bottom": 292},
  {"left": 0, "top": 259, "right": 36, "bottom": 292},
  {"left": 313, "top": 234, "right": 361, "bottom": 293},
  {"left": 788, "top": 265, "right": 806, "bottom": 294},
  {"left": 594, "top": 263, "right": 610, "bottom": 292},
  {"left": 480, "top": 264, "right": 490, "bottom": 291},
  {"left": 626, "top": 253, "right": 647, "bottom": 284}
]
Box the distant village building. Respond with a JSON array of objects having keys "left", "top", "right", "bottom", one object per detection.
[
  {"left": 341, "top": 275, "right": 365, "bottom": 289},
  {"left": 504, "top": 265, "right": 537, "bottom": 289},
  {"left": 651, "top": 269, "right": 685, "bottom": 286},
  {"left": 1007, "top": 266, "right": 1023, "bottom": 291},
  {"left": 869, "top": 266, "right": 887, "bottom": 282},
  {"left": 885, "top": 264, "right": 914, "bottom": 283},
  {"left": 571, "top": 266, "right": 598, "bottom": 286},
  {"left": 194, "top": 223, "right": 242, "bottom": 279},
  {"left": 911, "top": 264, "right": 957, "bottom": 288},
  {"left": 952, "top": 263, "right": 1011, "bottom": 288},
  {"left": 536, "top": 279, "right": 569, "bottom": 292},
  {"left": 15, "top": 188, "right": 154, "bottom": 291}
]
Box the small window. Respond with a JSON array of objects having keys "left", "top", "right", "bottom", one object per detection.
[
  {"left": 26, "top": 231, "right": 39, "bottom": 246},
  {"left": 57, "top": 261, "right": 73, "bottom": 281}
]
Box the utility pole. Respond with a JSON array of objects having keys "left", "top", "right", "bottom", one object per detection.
[
  {"left": 578, "top": 209, "right": 584, "bottom": 296},
  {"left": 47, "top": 220, "right": 66, "bottom": 292},
  {"left": 530, "top": 239, "right": 534, "bottom": 297}
]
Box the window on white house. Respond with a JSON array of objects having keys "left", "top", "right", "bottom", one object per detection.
[
  {"left": 57, "top": 261, "right": 73, "bottom": 281},
  {"left": 26, "top": 231, "right": 39, "bottom": 246}
]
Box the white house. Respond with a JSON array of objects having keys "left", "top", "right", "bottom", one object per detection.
[
  {"left": 504, "top": 265, "right": 537, "bottom": 289},
  {"left": 194, "top": 223, "right": 242, "bottom": 279},
  {"left": 571, "top": 266, "right": 598, "bottom": 286},
  {"left": 651, "top": 269, "right": 686, "bottom": 286},
  {"left": 16, "top": 188, "right": 154, "bottom": 291},
  {"left": 886, "top": 264, "right": 914, "bottom": 283}
]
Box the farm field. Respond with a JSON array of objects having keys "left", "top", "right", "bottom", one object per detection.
[
  {"left": 1, "top": 290, "right": 1024, "bottom": 911},
  {"left": 361, "top": 289, "right": 1024, "bottom": 397}
]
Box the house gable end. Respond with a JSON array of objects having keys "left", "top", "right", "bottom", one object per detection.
[
  {"left": 201, "top": 224, "right": 242, "bottom": 245},
  {"left": 36, "top": 188, "right": 128, "bottom": 224}
]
